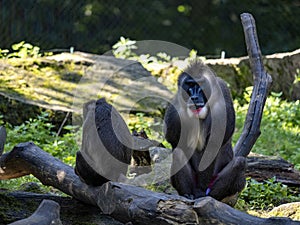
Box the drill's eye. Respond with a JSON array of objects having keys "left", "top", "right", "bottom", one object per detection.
[{"left": 185, "top": 78, "right": 197, "bottom": 87}]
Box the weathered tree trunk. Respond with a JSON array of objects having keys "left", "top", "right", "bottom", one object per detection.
[{"left": 1, "top": 142, "right": 299, "bottom": 225}]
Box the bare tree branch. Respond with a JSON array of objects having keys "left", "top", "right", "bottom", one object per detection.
[
  {"left": 234, "top": 13, "right": 273, "bottom": 157},
  {"left": 0, "top": 126, "right": 6, "bottom": 155}
]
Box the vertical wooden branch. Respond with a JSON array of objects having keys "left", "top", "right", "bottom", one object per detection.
[
  {"left": 234, "top": 13, "right": 272, "bottom": 157},
  {"left": 0, "top": 126, "right": 6, "bottom": 155}
]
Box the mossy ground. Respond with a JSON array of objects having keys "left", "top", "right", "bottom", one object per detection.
[{"left": 0, "top": 57, "right": 85, "bottom": 109}]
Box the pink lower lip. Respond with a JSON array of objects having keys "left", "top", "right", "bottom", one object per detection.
[{"left": 191, "top": 108, "right": 202, "bottom": 114}]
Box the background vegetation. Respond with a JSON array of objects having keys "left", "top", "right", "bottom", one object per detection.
[
  {"left": 0, "top": 44, "right": 299, "bottom": 212},
  {"left": 1, "top": 0, "right": 299, "bottom": 57}
]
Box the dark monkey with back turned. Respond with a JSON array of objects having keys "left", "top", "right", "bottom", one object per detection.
[
  {"left": 75, "top": 98, "right": 133, "bottom": 186},
  {"left": 164, "top": 60, "right": 246, "bottom": 201}
]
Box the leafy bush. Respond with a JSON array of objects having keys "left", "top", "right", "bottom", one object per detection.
[
  {"left": 112, "top": 37, "right": 138, "bottom": 59},
  {"left": 1, "top": 112, "right": 80, "bottom": 166},
  {"left": 233, "top": 91, "right": 300, "bottom": 170},
  {"left": 127, "top": 112, "right": 171, "bottom": 148},
  {"left": 0, "top": 41, "right": 52, "bottom": 59},
  {"left": 0, "top": 112, "right": 80, "bottom": 191},
  {"left": 237, "top": 177, "right": 300, "bottom": 210}
]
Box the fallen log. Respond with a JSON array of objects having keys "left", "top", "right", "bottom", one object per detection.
[
  {"left": 246, "top": 154, "right": 300, "bottom": 187},
  {"left": 1, "top": 142, "right": 299, "bottom": 225},
  {"left": 1, "top": 148, "right": 299, "bottom": 224},
  {"left": 7, "top": 199, "right": 62, "bottom": 225},
  {"left": 0, "top": 190, "right": 123, "bottom": 225}
]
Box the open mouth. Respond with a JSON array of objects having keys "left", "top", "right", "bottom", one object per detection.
[
  {"left": 187, "top": 103, "right": 207, "bottom": 119},
  {"left": 191, "top": 108, "right": 202, "bottom": 114},
  {"left": 188, "top": 104, "right": 203, "bottom": 115}
]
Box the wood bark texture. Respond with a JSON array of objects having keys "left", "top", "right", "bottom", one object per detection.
[
  {"left": 233, "top": 13, "right": 273, "bottom": 157},
  {"left": 1, "top": 142, "right": 299, "bottom": 225}
]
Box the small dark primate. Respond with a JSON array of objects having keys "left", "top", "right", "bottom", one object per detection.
[
  {"left": 75, "top": 98, "right": 133, "bottom": 186},
  {"left": 132, "top": 130, "right": 151, "bottom": 168},
  {"left": 164, "top": 60, "right": 246, "bottom": 201}
]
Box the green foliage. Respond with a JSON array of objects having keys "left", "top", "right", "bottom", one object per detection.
[
  {"left": 0, "top": 41, "right": 44, "bottom": 59},
  {"left": 0, "top": 175, "right": 51, "bottom": 192},
  {"left": 237, "top": 177, "right": 300, "bottom": 210},
  {"left": 127, "top": 112, "right": 171, "bottom": 148},
  {"left": 1, "top": 112, "right": 79, "bottom": 166},
  {"left": 112, "top": 36, "right": 177, "bottom": 64},
  {"left": 0, "top": 112, "right": 80, "bottom": 191},
  {"left": 112, "top": 36, "right": 201, "bottom": 65},
  {"left": 3, "top": 112, "right": 54, "bottom": 147},
  {"left": 128, "top": 113, "right": 151, "bottom": 134},
  {"left": 10, "top": 41, "right": 41, "bottom": 58},
  {"left": 233, "top": 90, "right": 300, "bottom": 170},
  {"left": 112, "top": 37, "right": 137, "bottom": 59}
]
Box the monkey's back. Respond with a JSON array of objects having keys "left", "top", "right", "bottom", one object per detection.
[
  {"left": 94, "top": 98, "right": 133, "bottom": 165},
  {"left": 78, "top": 98, "right": 132, "bottom": 184}
]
